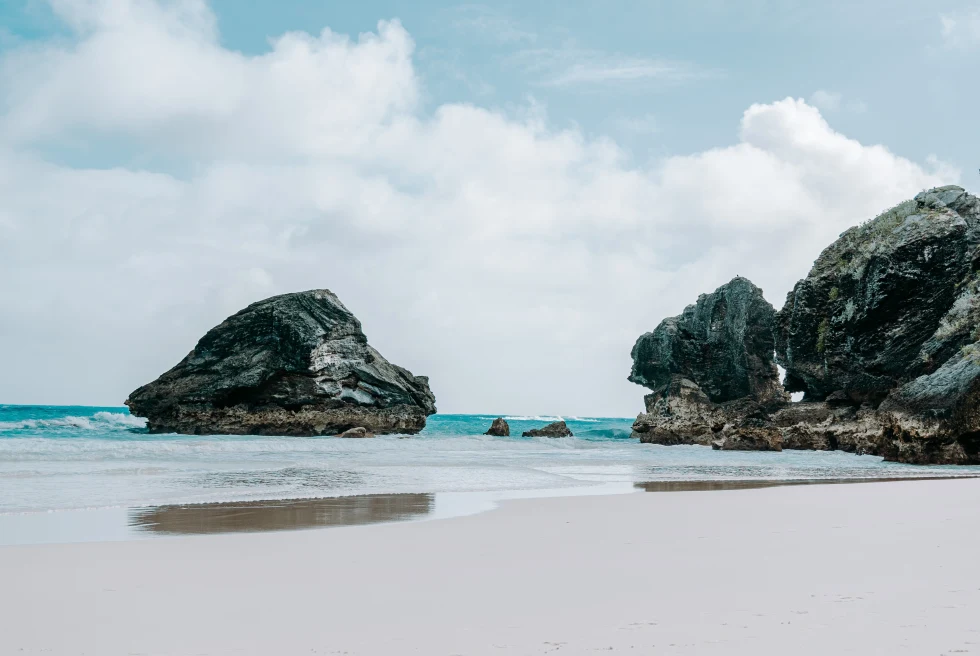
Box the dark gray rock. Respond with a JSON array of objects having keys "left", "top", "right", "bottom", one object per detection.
[
  {"left": 485, "top": 417, "right": 510, "bottom": 437},
  {"left": 876, "top": 344, "right": 980, "bottom": 464},
  {"left": 630, "top": 276, "right": 786, "bottom": 406},
  {"left": 774, "top": 185, "right": 980, "bottom": 463},
  {"left": 631, "top": 376, "right": 782, "bottom": 450},
  {"left": 629, "top": 185, "right": 980, "bottom": 463},
  {"left": 126, "top": 289, "right": 437, "bottom": 436},
  {"left": 776, "top": 185, "right": 980, "bottom": 404},
  {"left": 522, "top": 421, "right": 573, "bottom": 438},
  {"left": 628, "top": 277, "right": 787, "bottom": 451}
]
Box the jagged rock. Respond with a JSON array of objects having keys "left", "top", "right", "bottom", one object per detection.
[
  {"left": 775, "top": 185, "right": 980, "bottom": 463},
  {"left": 630, "top": 186, "right": 980, "bottom": 463},
  {"left": 876, "top": 344, "right": 980, "bottom": 464},
  {"left": 630, "top": 276, "right": 787, "bottom": 406},
  {"left": 125, "top": 290, "right": 437, "bottom": 436},
  {"left": 776, "top": 185, "right": 980, "bottom": 404},
  {"left": 632, "top": 378, "right": 782, "bottom": 450},
  {"left": 711, "top": 426, "right": 782, "bottom": 452},
  {"left": 522, "top": 421, "right": 573, "bottom": 438},
  {"left": 771, "top": 402, "right": 881, "bottom": 455},
  {"left": 338, "top": 427, "right": 374, "bottom": 438},
  {"left": 485, "top": 417, "right": 510, "bottom": 437},
  {"left": 631, "top": 376, "right": 721, "bottom": 445},
  {"left": 629, "top": 278, "right": 787, "bottom": 451}
]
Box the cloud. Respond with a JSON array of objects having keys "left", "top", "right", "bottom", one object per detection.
[
  {"left": 940, "top": 9, "right": 980, "bottom": 48},
  {"left": 809, "top": 90, "right": 842, "bottom": 112},
  {"left": 515, "top": 47, "right": 710, "bottom": 88},
  {"left": 0, "top": 0, "right": 959, "bottom": 416},
  {"left": 447, "top": 5, "right": 709, "bottom": 91},
  {"left": 809, "top": 89, "right": 867, "bottom": 114},
  {"left": 448, "top": 4, "right": 537, "bottom": 44}
]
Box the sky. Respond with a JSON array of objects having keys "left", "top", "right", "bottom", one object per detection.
[{"left": 0, "top": 0, "right": 976, "bottom": 416}]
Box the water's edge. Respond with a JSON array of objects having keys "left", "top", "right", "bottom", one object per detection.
[
  {"left": 5, "top": 476, "right": 978, "bottom": 547},
  {"left": 4, "top": 404, "right": 980, "bottom": 545}
]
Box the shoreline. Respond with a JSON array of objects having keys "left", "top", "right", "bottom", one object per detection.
[
  {"left": 4, "top": 473, "right": 977, "bottom": 546},
  {"left": 3, "top": 477, "right": 980, "bottom": 654}
]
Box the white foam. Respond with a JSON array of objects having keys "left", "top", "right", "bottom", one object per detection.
[{"left": 0, "top": 412, "right": 146, "bottom": 432}]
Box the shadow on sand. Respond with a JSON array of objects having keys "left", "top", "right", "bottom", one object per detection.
[{"left": 129, "top": 493, "right": 434, "bottom": 536}]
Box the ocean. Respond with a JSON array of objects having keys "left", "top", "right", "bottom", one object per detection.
[{"left": 3, "top": 404, "right": 977, "bottom": 518}]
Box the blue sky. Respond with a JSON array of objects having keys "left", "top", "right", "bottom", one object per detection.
[
  {"left": 4, "top": 0, "right": 976, "bottom": 174},
  {"left": 0, "top": 0, "right": 976, "bottom": 413}
]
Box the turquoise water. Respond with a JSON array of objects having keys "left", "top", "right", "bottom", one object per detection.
[{"left": 2, "top": 404, "right": 977, "bottom": 515}]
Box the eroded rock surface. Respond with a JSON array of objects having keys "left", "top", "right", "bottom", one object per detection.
[
  {"left": 627, "top": 186, "right": 980, "bottom": 463},
  {"left": 339, "top": 427, "right": 374, "bottom": 438},
  {"left": 126, "top": 290, "right": 437, "bottom": 436},
  {"left": 522, "top": 421, "right": 573, "bottom": 438},
  {"left": 485, "top": 417, "right": 510, "bottom": 437},
  {"left": 630, "top": 276, "right": 785, "bottom": 406},
  {"left": 629, "top": 277, "right": 787, "bottom": 450},
  {"left": 776, "top": 186, "right": 980, "bottom": 404},
  {"left": 876, "top": 344, "right": 980, "bottom": 464},
  {"left": 775, "top": 185, "right": 980, "bottom": 463}
]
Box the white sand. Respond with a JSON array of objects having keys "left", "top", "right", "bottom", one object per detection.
[{"left": 3, "top": 478, "right": 980, "bottom": 655}]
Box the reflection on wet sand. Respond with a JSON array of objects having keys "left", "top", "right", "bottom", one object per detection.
[
  {"left": 635, "top": 476, "right": 978, "bottom": 493},
  {"left": 129, "top": 493, "right": 434, "bottom": 536}
]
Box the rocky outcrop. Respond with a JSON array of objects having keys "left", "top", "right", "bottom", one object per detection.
[
  {"left": 776, "top": 186, "right": 980, "bottom": 405},
  {"left": 630, "top": 277, "right": 786, "bottom": 406},
  {"left": 775, "top": 185, "right": 980, "bottom": 463},
  {"left": 522, "top": 421, "right": 573, "bottom": 438},
  {"left": 628, "top": 186, "right": 980, "bottom": 464},
  {"left": 876, "top": 344, "right": 980, "bottom": 464},
  {"left": 629, "top": 277, "right": 788, "bottom": 450},
  {"left": 485, "top": 417, "right": 510, "bottom": 437},
  {"left": 126, "top": 290, "right": 437, "bottom": 436},
  {"left": 770, "top": 402, "right": 881, "bottom": 455}
]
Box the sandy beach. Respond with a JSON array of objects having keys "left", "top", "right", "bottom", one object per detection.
[{"left": 3, "top": 478, "right": 980, "bottom": 655}]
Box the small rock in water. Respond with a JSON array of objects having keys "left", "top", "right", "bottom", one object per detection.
[
  {"left": 338, "top": 427, "right": 374, "bottom": 438},
  {"left": 522, "top": 421, "right": 573, "bottom": 438},
  {"left": 485, "top": 417, "right": 510, "bottom": 437}
]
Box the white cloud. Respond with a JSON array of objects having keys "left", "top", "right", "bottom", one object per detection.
[
  {"left": 449, "top": 4, "right": 538, "bottom": 44},
  {"left": 0, "top": 1, "right": 959, "bottom": 416},
  {"left": 809, "top": 89, "right": 867, "bottom": 114},
  {"left": 809, "top": 90, "right": 842, "bottom": 112},
  {"left": 515, "top": 47, "right": 710, "bottom": 88},
  {"left": 940, "top": 9, "right": 980, "bottom": 48}
]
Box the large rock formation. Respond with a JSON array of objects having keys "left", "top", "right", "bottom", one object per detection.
[
  {"left": 627, "top": 186, "right": 980, "bottom": 464},
  {"left": 629, "top": 277, "right": 787, "bottom": 450},
  {"left": 630, "top": 276, "right": 785, "bottom": 406},
  {"left": 776, "top": 185, "right": 980, "bottom": 404},
  {"left": 776, "top": 185, "right": 980, "bottom": 463},
  {"left": 126, "top": 290, "right": 437, "bottom": 436}
]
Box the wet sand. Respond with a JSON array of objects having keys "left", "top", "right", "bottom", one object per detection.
[
  {"left": 3, "top": 477, "right": 980, "bottom": 655},
  {"left": 129, "top": 492, "right": 434, "bottom": 535}
]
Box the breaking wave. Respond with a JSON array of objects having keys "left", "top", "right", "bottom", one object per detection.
[{"left": 0, "top": 411, "right": 146, "bottom": 433}]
